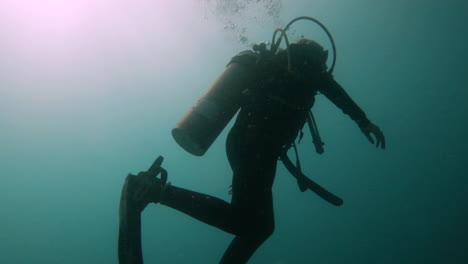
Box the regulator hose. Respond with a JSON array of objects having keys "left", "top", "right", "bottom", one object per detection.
[{"left": 270, "top": 16, "right": 337, "bottom": 74}]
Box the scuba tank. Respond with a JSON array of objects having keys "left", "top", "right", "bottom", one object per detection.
[{"left": 172, "top": 62, "right": 256, "bottom": 156}]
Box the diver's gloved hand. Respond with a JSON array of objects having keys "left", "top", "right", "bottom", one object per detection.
[{"left": 360, "top": 122, "right": 386, "bottom": 149}]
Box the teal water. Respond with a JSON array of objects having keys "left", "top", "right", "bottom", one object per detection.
[{"left": 1, "top": 0, "right": 467, "bottom": 263}]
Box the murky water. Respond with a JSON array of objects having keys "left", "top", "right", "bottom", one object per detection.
[{"left": 1, "top": 0, "right": 467, "bottom": 263}]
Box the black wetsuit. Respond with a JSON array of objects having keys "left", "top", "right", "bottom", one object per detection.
[{"left": 160, "top": 50, "right": 370, "bottom": 263}]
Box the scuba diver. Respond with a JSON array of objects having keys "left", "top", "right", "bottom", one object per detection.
[{"left": 118, "top": 17, "right": 385, "bottom": 264}]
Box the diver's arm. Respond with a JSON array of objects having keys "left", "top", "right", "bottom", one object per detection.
[
  {"left": 320, "top": 74, "right": 386, "bottom": 149},
  {"left": 319, "top": 74, "right": 370, "bottom": 128}
]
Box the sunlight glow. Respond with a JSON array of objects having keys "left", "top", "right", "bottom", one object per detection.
[
  {"left": 0, "top": 0, "right": 205, "bottom": 97},
  {"left": 2, "top": 0, "right": 89, "bottom": 41},
  {"left": 0, "top": 0, "right": 184, "bottom": 57}
]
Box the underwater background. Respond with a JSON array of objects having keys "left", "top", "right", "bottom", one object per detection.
[{"left": 1, "top": 0, "right": 467, "bottom": 263}]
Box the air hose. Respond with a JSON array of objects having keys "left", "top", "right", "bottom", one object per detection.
[{"left": 270, "top": 16, "right": 337, "bottom": 74}]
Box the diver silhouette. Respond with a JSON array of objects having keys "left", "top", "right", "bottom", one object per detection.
[{"left": 118, "top": 17, "right": 385, "bottom": 264}]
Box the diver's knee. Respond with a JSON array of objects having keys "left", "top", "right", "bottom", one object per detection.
[
  {"left": 246, "top": 223, "right": 274, "bottom": 246},
  {"left": 236, "top": 206, "right": 275, "bottom": 239},
  {"left": 256, "top": 211, "right": 275, "bottom": 239},
  {"left": 246, "top": 220, "right": 274, "bottom": 241},
  {"left": 261, "top": 222, "right": 275, "bottom": 239}
]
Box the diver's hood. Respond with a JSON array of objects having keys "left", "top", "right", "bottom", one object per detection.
[{"left": 287, "top": 39, "right": 329, "bottom": 73}]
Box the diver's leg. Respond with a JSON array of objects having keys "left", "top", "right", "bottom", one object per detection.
[
  {"left": 159, "top": 178, "right": 275, "bottom": 264},
  {"left": 219, "top": 135, "right": 278, "bottom": 264},
  {"left": 159, "top": 185, "right": 241, "bottom": 235},
  {"left": 218, "top": 189, "right": 275, "bottom": 264},
  {"left": 119, "top": 159, "right": 243, "bottom": 264}
]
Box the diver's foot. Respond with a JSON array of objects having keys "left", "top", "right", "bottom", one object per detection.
[
  {"left": 123, "top": 172, "right": 167, "bottom": 211},
  {"left": 121, "top": 156, "right": 168, "bottom": 211},
  {"left": 149, "top": 176, "right": 167, "bottom": 204}
]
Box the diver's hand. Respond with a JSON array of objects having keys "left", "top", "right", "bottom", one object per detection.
[{"left": 361, "top": 122, "right": 386, "bottom": 149}]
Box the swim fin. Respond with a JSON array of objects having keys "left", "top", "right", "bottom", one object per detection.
[{"left": 118, "top": 156, "right": 167, "bottom": 264}]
